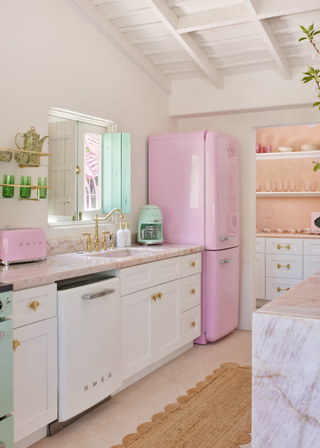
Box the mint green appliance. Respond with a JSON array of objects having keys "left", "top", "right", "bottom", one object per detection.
[
  {"left": 138, "top": 205, "right": 163, "bottom": 245},
  {"left": 0, "top": 283, "right": 14, "bottom": 448}
]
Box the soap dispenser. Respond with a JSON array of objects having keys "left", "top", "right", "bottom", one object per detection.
[
  {"left": 116, "top": 222, "right": 126, "bottom": 248},
  {"left": 124, "top": 222, "right": 131, "bottom": 247}
]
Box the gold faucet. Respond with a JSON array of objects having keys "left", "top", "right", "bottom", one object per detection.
[{"left": 91, "top": 208, "right": 124, "bottom": 252}]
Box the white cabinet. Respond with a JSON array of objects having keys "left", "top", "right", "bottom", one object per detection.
[
  {"left": 266, "top": 277, "right": 301, "bottom": 301},
  {"left": 13, "top": 317, "right": 57, "bottom": 443},
  {"left": 11, "top": 284, "right": 57, "bottom": 443},
  {"left": 182, "top": 274, "right": 201, "bottom": 312},
  {"left": 266, "top": 238, "right": 302, "bottom": 255},
  {"left": 255, "top": 253, "right": 265, "bottom": 300},
  {"left": 266, "top": 253, "right": 303, "bottom": 279},
  {"left": 304, "top": 255, "right": 320, "bottom": 279},
  {"left": 182, "top": 306, "right": 201, "bottom": 345}
]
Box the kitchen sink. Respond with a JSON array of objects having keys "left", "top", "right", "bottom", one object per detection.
[{"left": 83, "top": 249, "right": 152, "bottom": 259}]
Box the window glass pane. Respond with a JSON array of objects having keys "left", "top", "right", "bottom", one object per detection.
[{"left": 84, "top": 133, "right": 101, "bottom": 211}]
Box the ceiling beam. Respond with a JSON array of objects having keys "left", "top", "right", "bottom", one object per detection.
[
  {"left": 242, "top": 0, "right": 291, "bottom": 80},
  {"left": 66, "top": 0, "right": 171, "bottom": 94},
  {"left": 144, "top": 0, "right": 223, "bottom": 89},
  {"left": 258, "top": 0, "right": 320, "bottom": 19}
]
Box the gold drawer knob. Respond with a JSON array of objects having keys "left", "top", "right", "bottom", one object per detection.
[
  {"left": 277, "top": 244, "right": 290, "bottom": 250},
  {"left": 13, "top": 340, "right": 20, "bottom": 351},
  {"left": 152, "top": 294, "right": 157, "bottom": 302},
  {"left": 30, "top": 301, "right": 40, "bottom": 312},
  {"left": 277, "top": 263, "right": 290, "bottom": 270},
  {"left": 277, "top": 287, "right": 290, "bottom": 292},
  {"left": 158, "top": 292, "right": 163, "bottom": 299},
  {"left": 191, "top": 289, "right": 196, "bottom": 295},
  {"left": 191, "top": 321, "right": 196, "bottom": 328},
  {"left": 191, "top": 262, "right": 196, "bottom": 268}
]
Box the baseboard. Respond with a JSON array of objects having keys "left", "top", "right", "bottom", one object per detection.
[
  {"left": 14, "top": 427, "right": 47, "bottom": 448},
  {"left": 115, "top": 342, "right": 194, "bottom": 394},
  {"left": 237, "top": 321, "right": 252, "bottom": 331}
]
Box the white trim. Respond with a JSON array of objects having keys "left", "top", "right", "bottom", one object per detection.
[
  {"left": 256, "top": 192, "right": 320, "bottom": 197},
  {"left": 48, "top": 107, "right": 117, "bottom": 131},
  {"left": 256, "top": 150, "right": 320, "bottom": 160}
]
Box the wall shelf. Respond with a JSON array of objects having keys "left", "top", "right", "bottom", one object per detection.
[
  {"left": 0, "top": 146, "right": 51, "bottom": 168},
  {"left": 0, "top": 184, "right": 52, "bottom": 201},
  {"left": 256, "top": 151, "right": 320, "bottom": 160},
  {"left": 256, "top": 191, "right": 320, "bottom": 197}
]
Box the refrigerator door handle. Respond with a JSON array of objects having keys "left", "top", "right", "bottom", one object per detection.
[
  {"left": 220, "top": 236, "right": 234, "bottom": 241},
  {"left": 220, "top": 258, "right": 234, "bottom": 264}
]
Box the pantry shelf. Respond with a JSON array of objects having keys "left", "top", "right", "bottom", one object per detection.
[
  {"left": 256, "top": 191, "right": 320, "bottom": 197},
  {"left": 256, "top": 151, "right": 320, "bottom": 160}
]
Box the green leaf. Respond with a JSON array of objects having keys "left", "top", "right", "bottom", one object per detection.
[
  {"left": 313, "top": 102, "right": 320, "bottom": 107},
  {"left": 299, "top": 37, "right": 307, "bottom": 41},
  {"left": 300, "top": 25, "right": 308, "bottom": 33},
  {"left": 309, "top": 23, "right": 314, "bottom": 32},
  {"left": 314, "top": 31, "right": 320, "bottom": 35}
]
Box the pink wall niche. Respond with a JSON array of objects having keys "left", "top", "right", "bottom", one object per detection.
[{"left": 256, "top": 124, "right": 320, "bottom": 153}]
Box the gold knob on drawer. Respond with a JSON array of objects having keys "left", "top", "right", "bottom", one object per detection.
[
  {"left": 191, "top": 322, "right": 196, "bottom": 328},
  {"left": 277, "top": 287, "right": 290, "bottom": 292},
  {"left": 30, "top": 301, "right": 40, "bottom": 312},
  {"left": 191, "top": 262, "right": 196, "bottom": 268},
  {"left": 277, "top": 263, "right": 290, "bottom": 270},
  {"left": 13, "top": 340, "right": 20, "bottom": 352},
  {"left": 277, "top": 244, "right": 290, "bottom": 250},
  {"left": 158, "top": 292, "right": 163, "bottom": 299},
  {"left": 191, "top": 289, "right": 196, "bottom": 295},
  {"left": 152, "top": 294, "right": 157, "bottom": 302}
]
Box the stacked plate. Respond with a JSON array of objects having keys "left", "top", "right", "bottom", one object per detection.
[
  {"left": 301, "top": 144, "right": 320, "bottom": 151},
  {"left": 278, "top": 147, "right": 294, "bottom": 152}
]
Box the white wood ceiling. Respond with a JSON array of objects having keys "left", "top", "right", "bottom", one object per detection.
[{"left": 83, "top": 0, "right": 320, "bottom": 91}]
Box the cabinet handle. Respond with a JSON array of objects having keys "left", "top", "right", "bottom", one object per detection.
[
  {"left": 277, "top": 263, "right": 290, "bottom": 270},
  {"left": 82, "top": 289, "right": 115, "bottom": 300},
  {"left": 277, "top": 287, "right": 290, "bottom": 292},
  {"left": 277, "top": 244, "right": 290, "bottom": 250},
  {"left": 152, "top": 294, "right": 157, "bottom": 302},
  {"left": 30, "top": 301, "right": 40, "bottom": 311},
  {"left": 191, "top": 289, "right": 196, "bottom": 295},
  {"left": 13, "top": 340, "right": 20, "bottom": 351},
  {"left": 158, "top": 292, "right": 163, "bottom": 299},
  {"left": 191, "top": 262, "right": 196, "bottom": 267},
  {"left": 191, "top": 322, "right": 196, "bottom": 328}
]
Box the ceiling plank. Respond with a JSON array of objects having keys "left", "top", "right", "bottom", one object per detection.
[
  {"left": 242, "top": 0, "right": 291, "bottom": 80},
  {"left": 258, "top": 0, "right": 320, "bottom": 19},
  {"left": 67, "top": 0, "right": 171, "bottom": 94},
  {"left": 177, "top": 5, "right": 252, "bottom": 34},
  {"left": 144, "top": 0, "right": 223, "bottom": 88}
]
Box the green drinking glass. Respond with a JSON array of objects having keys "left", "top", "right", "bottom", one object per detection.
[
  {"left": 2, "top": 175, "right": 15, "bottom": 198},
  {"left": 20, "top": 176, "right": 31, "bottom": 199},
  {"left": 38, "top": 177, "right": 47, "bottom": 199}
]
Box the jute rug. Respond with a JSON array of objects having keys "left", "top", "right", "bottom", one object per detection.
[{"left": 111, "top": 362, "right": 252, "bottom": 448}]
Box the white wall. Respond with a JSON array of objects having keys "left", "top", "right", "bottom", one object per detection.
[
  {"left": 0, "top": 0, "right": 177, "bottom": 239},
  {"left": 178, "top": 107, "right": 320, "bottom": 331}
]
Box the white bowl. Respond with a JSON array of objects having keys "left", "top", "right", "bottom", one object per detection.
[
  {"left": 301, "top": 144, "right": 320, "bottom": 151},
  {"left": 278, "top": 147, "right": 294, "bottom": 152}
]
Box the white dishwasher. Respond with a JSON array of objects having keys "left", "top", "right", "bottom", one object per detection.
[{"left": 57, "top": 274, "right": 122, "bottom": 422}]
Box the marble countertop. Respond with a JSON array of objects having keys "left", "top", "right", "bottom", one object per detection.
[
  {"left": 0, "top": 244, "right": 204, "bottom": 291},
  {"left": 256, "top": 232, "right": 320, "bottom": 239}
]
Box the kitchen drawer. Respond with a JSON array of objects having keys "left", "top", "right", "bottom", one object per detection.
[
  {"left": 182, "top": 305, "right": 201, "bottom": 345},
  {"left": 303, "top": 255, "right": 320, "bottom": 279},
  {"left": 153, "top": 257, "right": 182, "bottom": 286},
  {"left": 11, "top": 284, "right": 57, "bottom": 329},
  {"left": 255, "top": 237, "right": 265, "bottom": 254},
  {"left": 182, "top": 252, "right": 202, "bottom": 277},
  {"left": 266, "top": 254, "right": 302, "bottom": 279},
  {"left": 266, "top": 277, "right": 301, "bottom": 301},
  {"left": 266, "top": 238, "right": 302, "bottom": 255},
  {"left": 304, "top": 239, "right": 320, "bottom": 255},
  {"left": 182, "top": 274, "right": 201, "bottom": 312}
]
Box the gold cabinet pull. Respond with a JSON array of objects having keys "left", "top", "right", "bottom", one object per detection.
[
  {"left": 30, "top": 301, "right": 40, "bottom": 312},
  {"left": 277, "top": 263, "right": 290, "bottom": 270},
  {"left": 277, "top": 244, "right": 290, "bottom": 250},
  {"left": 158, "top": 292, "right": 163, "bottom": 299},
  {"left": 191, "top": 262, "right": 196, "bottom": 267},
  {"left": 191, "top": 289, "right": 196, "bottom": 295},
  {"left": 75, "top": 166, "right": 81, "bottom": 175},
  {"left": 277, "top": 287, "right": 290, "bottom": 292},
  {"left": 191, "top": 322, "right": 196, "bottom": 328},
  {"left": 13, "top": 340, "right": 20, "bottom": 351},
  {"left": 152, "top": 294, "right": 157, "bottom": 302}
]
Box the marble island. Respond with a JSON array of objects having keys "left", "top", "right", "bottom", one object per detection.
[
  {"left": 252, "top": 272, "right": 320, "bottom": 447},
  {"left": 0, "top": 244, "right": 204, "bottom": 290}
]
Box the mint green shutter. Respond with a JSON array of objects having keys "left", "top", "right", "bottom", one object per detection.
[
  {"left": 103, "top": 134, "right": 112, "bottom": 212},
  {"left": 121, "top": 132, "right": 131, "bottom": 213}
]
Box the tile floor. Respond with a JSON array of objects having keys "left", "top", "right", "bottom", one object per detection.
[{"left": 33, "top": 330, "right": 252, "bottom": 448}]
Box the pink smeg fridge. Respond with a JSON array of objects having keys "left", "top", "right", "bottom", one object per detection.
[{"left": 148, "top": 131, "right": 239, "bottom": 344}]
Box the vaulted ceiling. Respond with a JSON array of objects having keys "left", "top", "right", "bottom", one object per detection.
[{"left": 69, "top": 0, "right": 320, "bottom": 93}]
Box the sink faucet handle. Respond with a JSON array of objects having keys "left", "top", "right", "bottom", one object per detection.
[
  {"left": 82, "top": 232, "right": 92, "bottom": 253},
  {"left": 102, "top": 231, "right": 108, "bottom": 251},
  {"left": 106, "top": 231, "right": 115, "bottom": 250}
]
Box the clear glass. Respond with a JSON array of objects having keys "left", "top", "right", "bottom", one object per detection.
[
  {"left": 84, "top": 133, "right": 101, "bottom": 211},
  {"left": 271, "top": 181, "right": 277, "bottom": 192},
  {"left": 295, "top": 180, "right": 301, "bottom": 192},
  {"left": 310, "top": 180, "right": 316, "bottom": 191},
  {"left": 304, "top": 180, "right": 310, "bottom": 191},
  {"left": 256, "top": 182, "right": 261, "bottom": 192},
  {"left": 289, "top": 180, "right": 295, "bottom": 192},
  {"left": 20, "top": 176, "right": 31, "bottom": 198},
  {"left": 2, "top": 174, "right": 14, "bottom": 198},
  {"left": 265, "top": 180, "right": 270, "bottom": 192},
  {"left": 283, "top": 181, "right": 288, "bottom": 192},
  {"left": 276, "top": 181, "right": 282, "bottom": 192},
  {"left": 38, "top": 177, "right": 47, "bottom": 199}
]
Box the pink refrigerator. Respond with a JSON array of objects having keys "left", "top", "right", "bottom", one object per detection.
[{"left": 148, "top": 131, "right": 239, "bottom": 344}]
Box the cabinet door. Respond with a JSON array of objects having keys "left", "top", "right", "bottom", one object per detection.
[
  {"left": 255, "top": 238, "right": 265, "bottom": 254},
  {"left": 303, "top": 255, "right": 320, "bottom": 279},
  {"left": 266, "top": 254, "right": 302, "bottom": 279},
  {"left": 121, "top": 290, "right": 155, "bottom": 380},
  {"left": 255, "top": 253, "right": 265, "bottom": 300},
  {"left": 266, "top": 277, "right": 301, "bottom": 301},
  {"left": 154, "top": 280, "right": 182, "bottom": 362},
  {"left": 13, "top": 318, "right": 57, "bottom": 443}
]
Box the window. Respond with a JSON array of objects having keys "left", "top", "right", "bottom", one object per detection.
[{"left": 47, "top": 108, "right": 131, "bottom": 224}]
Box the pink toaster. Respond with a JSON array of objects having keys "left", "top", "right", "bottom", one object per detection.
[{"left": 0, "top": 228, "right": 47, "bottom": 266}]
